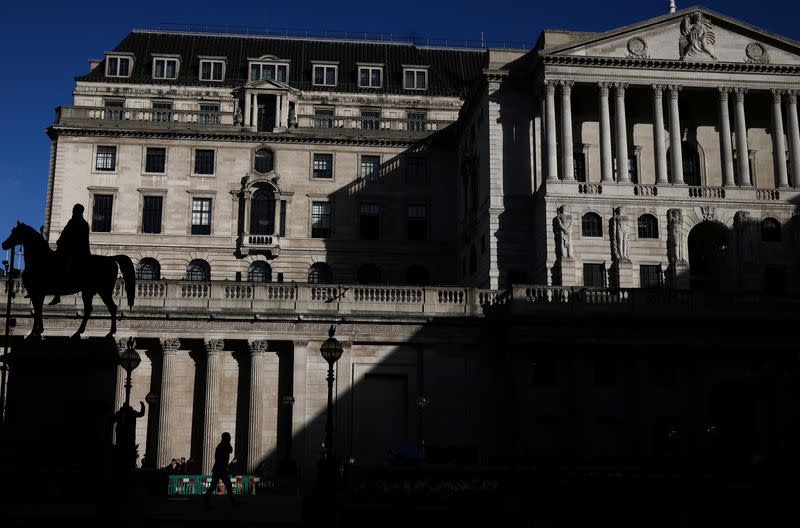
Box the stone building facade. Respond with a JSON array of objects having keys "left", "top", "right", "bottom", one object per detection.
[{"left": 5, "top": 6, "right": 800, "bottom": 486}]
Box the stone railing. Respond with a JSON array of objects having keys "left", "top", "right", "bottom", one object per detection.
[
  {"left": 633, "top": 185, "right": 658, "bottom": 197},
  {"left": 688, "top": 186, "right": 726, "bottom": 199},
  {"left": 296, "top": 114, "right": 450, "bottom": 132},
  {"left": 756, "top": 189, "right": 781, "bottom": 201},
  {"left": 5, "top": 279, "right": 796, "bottom": 322},
  {"left": 577, "top": 183, "right": 603, "bottom": 195},
  {"left": 56, "top": 105, "right": 234, "bottom": 126},
  {"left": 545, "top": 181, "right": 800, "bottom": 204},
  {"left": 240, "top": 234, "right": 280, "bottom": 257}
]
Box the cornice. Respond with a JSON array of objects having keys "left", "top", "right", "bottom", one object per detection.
[{"left": 542, "top": 54, "right": 800, "bottom": 75}]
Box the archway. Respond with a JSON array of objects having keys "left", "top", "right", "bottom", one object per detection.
[{"left": 688, "top": 221, "right": 731, "bottom": 291}]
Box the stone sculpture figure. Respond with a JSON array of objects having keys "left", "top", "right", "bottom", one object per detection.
[
  {"left": 610, "top": 207, "right": 630, "bottom": 261},
  {"left": 554, "top": 205, "right": 573, "bottom": 260},
  {"left": 233, "top": 105, "right": 243, "bottom": 126},
  {"left": 679, "top": 12, "right": 717, "bottom": 61},
  {"left": 666, "top": 208, "right": 684, "bottom": 265}
]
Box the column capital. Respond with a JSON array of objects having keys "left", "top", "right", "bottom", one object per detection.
[
  {"left": 668, "top": 85, "right": 682, "bottom": 98},
  {"left": 204, "top": 338, "right": 224, "bottom": 355},
  {"left": 612, "top": 82, "right": 628, "bottom": 96},
  {"left": 543, "top": 80, "right": 557, "bottom": 94},
  {"left": 249, "top": 339, "right": 270, "bottom": 355},
  {"left": 734, "top": 87, "right": 748, "bottom": 97},
  {"left": 558, "top": 79, "right": 574, "bottom": 92},
  {"left": 598, "top": 82, "right": 611, "bottom": 96},
  {"left": 651, "top": 84, "right": 666, "bottom": 95},
  {"left": 160, "top": 337, "right": 181, "bottom": 355},
  {"left": 787, "top": 91, "right": 798, "bottom": 104},
  {"left": 771, "top": 88, "right": 785, "bottom": 103},
  {"left": 115, "top": 336, "right": 135, "bottom": 354}
]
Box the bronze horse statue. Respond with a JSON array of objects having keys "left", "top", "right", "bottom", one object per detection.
[{"left": 1, "top": 222, "right": 135, "bottom": 339}]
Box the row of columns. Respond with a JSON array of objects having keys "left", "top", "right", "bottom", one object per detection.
[
  {"left": 242, "top": 91, "right": 290, "bottom": 130},
  {"left": 544, "top": 80, "right": 800, "bottom": 189}
]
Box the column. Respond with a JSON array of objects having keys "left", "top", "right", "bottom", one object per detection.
[
  {"left": 652, "top": 85, "right": 669, "bottom": 184},
  {"left": 718, "top": 88, "right": 736, "bottom": 187},
  {"left": 544, "top": 81, "right": 558, "bottom": 181},
  {"left": 668, "top": 85, "right": 684, "bottom": 185},
  {"left": 598, "top": 83, "right": 614, "bottom": 183},
  {"left": 112, "top": 338, "right": 128, "bottom": 444},
  {"left": 614, "top": 83, "right": 630, "bottom": 183},
  {"left": 252, "top": 93, "right": 259, "bottom": 130},
  {"left": 243, "top": 91, "right": 251, "bottom": 127},
  {"left": 560, "top": 81, "right": 575, "bottom": 181},
  {"left": 291, "top": 340, "right": 308, "bottom": 475},
  {"left": 787, "top": 91, "right": 800, "bottom": 188},
  {"left": 771, "top": 90, "right": 789, "bottom": 189},
  {"left": 201, "top": 338, "right": 224, "bottom": 474},
  {"left": 280, "top": 95, "right": 290, "bottom": 128},
  {"left": 247, "top": 339, "right": 269, "bottom": 473},
  {"left": 734, "top": 88, "right": 751, "bottom": 187},
  {"left": 156, "top": 337, "right": 180, "bottom": 468},
  {"left": 274, "top": 94, "right": 281, "bottom": 130}
]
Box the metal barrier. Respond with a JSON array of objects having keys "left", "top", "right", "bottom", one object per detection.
[{"left": 168, "top": 474, "right": 261, "bottom": 495}]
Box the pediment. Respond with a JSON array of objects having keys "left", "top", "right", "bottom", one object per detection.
[
  {"left": 245, "top": 77, "right": 292, "bottom": 91},
  {"left": 544, "top": 6, "right": 800, "bottom": 65}
]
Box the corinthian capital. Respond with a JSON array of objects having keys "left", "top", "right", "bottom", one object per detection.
[
  {"left": 598, "top": 82, "right": 611, "bottom": 97},
  {"left": 249, "top": 339, "right": 269, "bottom": 355},
  {"left": 160, "top": 337, "right": 181, "bottom": 354},
  {"left": 543, "top": 80, "right": 557, "bottom": 94}
]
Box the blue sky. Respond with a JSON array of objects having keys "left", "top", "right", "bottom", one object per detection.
[{"left": 1, "top": 0, "right": 798, "bottom": 237}]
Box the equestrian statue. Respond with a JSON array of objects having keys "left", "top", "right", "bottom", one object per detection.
[{"left": 1, "top": 204, "right": 135, "bottom": 339}]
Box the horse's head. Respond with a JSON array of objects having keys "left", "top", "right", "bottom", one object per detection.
[{"left": 1, "top": 221, "right": 24, "bottom": 251}]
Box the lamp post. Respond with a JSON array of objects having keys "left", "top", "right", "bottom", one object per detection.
[
  {"left": 118, "top": 337, "right": 141, "bottom": 408},
  {"left": 416, "top": 396, "right": 430, "bottom": 457},
  {"left": 319, "top": 325, "right": 343, "bottom": 471}
]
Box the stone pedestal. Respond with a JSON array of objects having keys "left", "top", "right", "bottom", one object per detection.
[
  {"left": 612, "top": 259, "right": 634, "bottom": 289},
  {"left": 553, "top": 258, "right": 577, "bottom": 287}
]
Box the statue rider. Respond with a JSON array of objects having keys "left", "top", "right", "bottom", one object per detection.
[{"left": 49, "top": 203, "right": 91, "bottom": 305}]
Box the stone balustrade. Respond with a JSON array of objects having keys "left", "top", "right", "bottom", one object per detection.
[
  {"left": 56, "top": 105, "right": 234, "bottom": 126},
  {"left": 297, "top": 114, "right": 450, "bottom": 132}
]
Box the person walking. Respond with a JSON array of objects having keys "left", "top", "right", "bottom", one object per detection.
[{"left": 203, "top": 432, "right": 239, "bottom": 508}]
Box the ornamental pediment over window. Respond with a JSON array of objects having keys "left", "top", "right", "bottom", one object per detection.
[{"left": 543, "top": 7, "right": 800, "bottom": 66}]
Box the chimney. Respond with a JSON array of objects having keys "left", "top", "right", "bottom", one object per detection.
[
  {"left": 89, "top": 59, "right": 102, "bottom": 72},
  {"left": 668, "top": 1, "right": 676, "bottom": 13}
]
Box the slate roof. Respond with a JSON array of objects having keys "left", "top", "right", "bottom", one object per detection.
[{"left": 77, "top": 30, "right": 488, "bottom": 97}]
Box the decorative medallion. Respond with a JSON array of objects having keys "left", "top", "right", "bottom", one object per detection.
[
  {"left": 626, "top": 37, "right": 649, "bottom": 59},
  {"left": 745, "top": 42, "right": 769, "bottom": 63}
]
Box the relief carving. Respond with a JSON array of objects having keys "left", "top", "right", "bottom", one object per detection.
[
  {"left": 626, "top": 37, "right": 649, "bottom": 59},
  {"left": 679, "top": 12, "right": 717, "bottom": 61},
  {"left": 745, "top": 42, "right": 769, "bottom": 64},
  {"left": 554, "top": 205, "right": 573, "bottom": 260}
]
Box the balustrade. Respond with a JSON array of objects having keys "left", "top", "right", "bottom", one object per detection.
[
  {"left": 756, "top": 189, "right": 781, "bottom": 201},
  {"left": 56, "top": 105, "right": 233, "bottom": 126},
  {"left": 688, "top": 186, "right": 726, "bottom": 199}
]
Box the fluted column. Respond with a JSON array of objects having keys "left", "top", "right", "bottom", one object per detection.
[
  {"left": 243, "top": 91, "right": 251, "bottom": 127},
  {"left": 201, "top": 338, "right": 224, "bottom": 474},
  {"left": 156, "top": 337, "right": 180, "bottom": 468},
  {"left": 718, "top": 88, "right": 736, "bottom": 187},
  {"left": 734, "top": 88, "right": 751, "bottom": 187},
  {"left": 771, "top": 90, "right": 789, "bottom": 189},
  {"left": 560, "top": 80, "right": 575, "bottom": 181},
  {"left": 787, "top": 91, "right": 800, "bottom": 188},
  {"left": 247, "top": 340, "right": 269, "bottom": 473},
  {"left": 652, "top": 85, "right": 669, "bottom": 185},
  {"left": 668, "top": 85, "right": 684, "bottom": 185},
  {"left": 614, "top": 83, "right": 630, "bottom": 183},
  {"left": 544, "top": 81, "right": 558, "bottom": 181},
  {"left": 112, "top": 338, "right": 129, "bottom": 444},
  {"left": 598, "top": 83, "right": 614, "bottom": 183}
]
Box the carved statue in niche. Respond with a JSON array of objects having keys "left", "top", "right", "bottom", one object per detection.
[
  {"left": 666, "top": 208, "right": 684, "bottom": 265},
  {"left": 610, "top": 207, "right": 630, "bottom": 261},
  {"left": 288, "top": 103, "right": 297, "bottom": 128},
  {"left": 233, "top": 105, "right": 243, "bottom": 126},
  {"left": 679, "top": 12, "right": 717, "bottom": 61},
  {"left": 554, "top": 205, "right": 573, "bottom": 260},
  {"left": 734, "top": 210, "right": 757, "bottom": 262}
]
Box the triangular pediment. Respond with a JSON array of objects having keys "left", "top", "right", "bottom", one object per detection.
[
  {"left": 544, "top": 6, "right": 800, "bottom": 65},
  {"left": 245, "top": 77, "right": 292, "bottom": 91}
]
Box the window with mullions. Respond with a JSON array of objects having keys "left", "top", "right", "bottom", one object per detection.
[
  {"left": 199, "top": 104, "right": 220, "bottom": 124},
  {"left": 248, "top": 261, "right": 272, "bottom": 283},
  {"left": 145, "top": 147, "right": 166, "bottom": 173},
  {"left": 142, "top": 196, "right": 163, "bottom": 234},
  {"left": 250, "top": 63, "right": 288, "bottom": 83},
  {"left": 407, "top": 204, "right": 428, "bottom": 241},
  {"left": 360, "top": 155, "right": 380, "bottom": 182},
  {"left": 403, "top": 69, "right": 427, "bottom": 90},
  {"left": 194, "top": 149, "right": 215, "bottom": 175},
  {"left": 311, "top": 202, "right": 331, "bottom": 238},
  {"left": 308, "top": 262, "right": 333, "bottom": 284},
  {"left": 640, "top": 265, "right": 663, "bottom": 288},
  {"left": 407, "top": 112, "right": 427, "bottom": 132},
  {"left": 186, "top": 259, "right": 210, "bottom": 281},
  {"left": 200, "top": 60, "right": 224, "bottom": 81},
  {"left": 637, "top": 214, "right": 659, "bottom": 239},
  {"left": 358, "top": 66, "right": 382, "bottom": 88},
  {"left": 312, "top": 153, "right": 333, "bottom": 179},
  {"left": 583, "top": 263, "right": 606, "bottom": 287},
  {"left": 106, "top": 56, "right": 131, "bottom": 77},
  {"left": 91, "top": 195, "right": 113, "bottom": 232},
  {"left": 96, "top": 146, "right": 116, "bottom": 171},
  {"left": 361, "top": 109, "right": 380, "bottom": 130},
  {"left": 153, "top": 58, "right": 178, "bottom": 79},
  {"left": 191, "top": 198, "right": 212, "bottom": 235},
  {"left": 313, "top": 65, "right": 337, "bottom": 86},
  {"left": 359, "top": 203, "right": 381, "bottom": 240},
  {"left": 581, "top": 212, "right": 602, "bottom": 237},
  {"left": 136, "top": 258, "right": 160, "bottom": 281}
]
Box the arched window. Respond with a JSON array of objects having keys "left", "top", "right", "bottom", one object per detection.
[
  {"left": 667, "top": 145, "right": 701, "bottom": 186},
  {"left": 308, "top": 262, "right": 333, "bottom": 284},
  {"left": 248, "top": 261, "right": 272, "bottom": 283},
  {"left": 637, "top": 214, "right": 659, "bottom": 239},
  {"left": 405, "top": 265, "right": 430, "bottom": 286},
  {"left": 137, "top": 258, "right": 161, "bottom": 280},
  {"left": 761, "top": 218, "right": 781, "bottom": 242},
  {"left": 254, "top": 148, "right": 274, "bottom": 173},
  {"left": 356, "top": 264, "right": 382, "bottom": 284},
  {"left": 186, "top": 259, "right": 210, "bottom": 281},
  {"left": 250, "top": 188, "right": 276, "bottom": 235},
  {"left": 582, "top": 212, "right": 602, "bottom": 237}
]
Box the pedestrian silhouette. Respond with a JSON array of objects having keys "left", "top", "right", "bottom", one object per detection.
[
  {"left": 49, "top": 204, "right": 91, "bottom": 305},
  {"left": 203, "top": 432, "right": 239, "bottom": 508},
  {"left": 111, "top": 402, "right": 145, "bottom": 468}
]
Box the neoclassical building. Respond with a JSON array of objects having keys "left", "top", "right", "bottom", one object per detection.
[{"left": 5, "top": 6, "right": 800, "bottom": 487}]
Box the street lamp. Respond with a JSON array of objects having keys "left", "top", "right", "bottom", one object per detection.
[
  {"left": 416, "top": 396, "right": 430, "bottom": 457},
  {"left": 320, "top": 325, "right": 343, "bottom": 467},
  {"left": 118, "top": 337, "right": 141, "bottom": 407}
]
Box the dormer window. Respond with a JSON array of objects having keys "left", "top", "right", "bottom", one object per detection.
[
  {"left": 152, "top": 55, "right": 180, "bottom": 80},
  {"left": 105, "top": 54, "right": 132, "bottom": 78},
  {"left": 312, "top": 63, "right": 337, "bottom": 87},
  {"left": 358, "top": 65, "right": 383, "bottom": 88},
  {"left": 403, "top": 67, "right": 428, "bottom": 90},
  {"left": 249, "top": 60, "right": 289, "bottom": 83},
  {"left": 199, "top": 58, "right": 225, "bottom": 81}
]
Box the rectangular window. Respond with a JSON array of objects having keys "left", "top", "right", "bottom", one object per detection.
[
  {"left": 403, "top": 69, "right": 428, "bottom": 90},
  {"left": 106, "top": 56, "right": 130, "bottom": 77},
  {"left": 191, "top": 198, "right": 212, "bottom": 235},
  {"left": 407, "top": 204, "right": 428, "bottom": 241},
  {"left": 142, "top": 196, "right": 163, "bottom": 234},
  {"left": 407, "top": 112, "right": 427, "bottom": 132},
  {"left": 311, "top": 202, "right": 331, "bottom": 238},
  {"left": 360, "top": 155, "right": 381, "bottom": 182},
  {"left": 199, "top": 104, "right": 220, "bottom": 124},
  {"left": 359, "top": 203, "right": 381, "bottom": 240},
  {"left": 199, "top": 60, "right": 224, "bottom": 81},
  {"left": 313, "top": 65, "right": 337, "bottom": 86},
  {"left": 583, "top": 263, "right": 606, "bottom": 288},
  {"left": 279, "top": 200, "right": 287, "bottom": 237},
  {"left": 145, "top": 147, "right": 166, "bottom": 173},
  {"left": 312, "top": 153, "right": 333, "bottom": 179},
  {"left": 154, "top": 58, "right": 178, "bottom": 79},
  {"left": 361, "top": 109, "right": 380, "bottom": 130},
  {"left": 95, "top": 146, "right": 116, "bottom": 171},
  {"left": 314, "top": 107, "right": 334, "bottom": 129},
  {"left": 104, "top": 100, "right": 124, "bottom": 121},
  {"left": 574, "top": 153, "right": 587, "bottom": 182},
  {"left": 91, "top": 195, "right": 113, "bottom": 232},
  {"left": 358, "top": 66, "right": 382, "bottom": 88},
  {"left": 194, "top": 149, "right": 215, "bottom": 175},
  {"left": 640, "top": 265, "right": 662, "bottom": 288},
  {"left": 152, "top": 101, "right": 172, "bottom": 122},
  {"left": 406, "top": 157, "right": 428, "bottom": 185},
  {"left": 250, "top": 63, "right": 288, "bottom": 82}
]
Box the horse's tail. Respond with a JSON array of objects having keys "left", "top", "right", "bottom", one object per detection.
[{"left": 113, "top": 255, "right": 136, "bottom": 308}]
